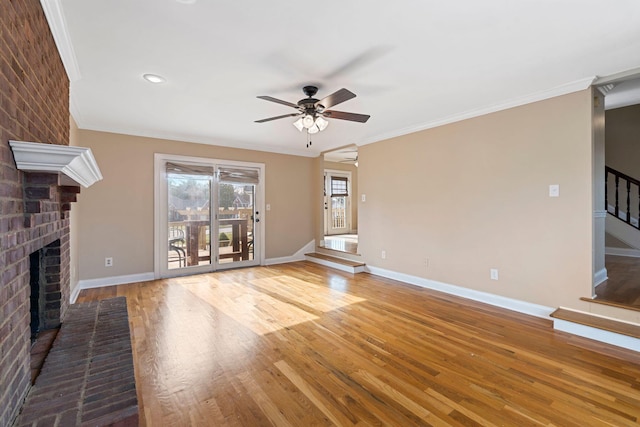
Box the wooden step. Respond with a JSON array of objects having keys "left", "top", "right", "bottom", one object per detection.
[
  {"left": 550, "top": 308, "right": 640, "bottom": 352},
  {"left": 305, "top": 252, "right": 365, "bottom": 274},
  {"left": 579, "top": 296, "right": 640, "bottom": 313},
  {"left": 551, "top": 308, "right": 640, "bottom": 338}
]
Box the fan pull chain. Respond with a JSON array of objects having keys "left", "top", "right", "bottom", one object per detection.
[{"left": 306, "top": 132, "right": 312, "bottom": 148}]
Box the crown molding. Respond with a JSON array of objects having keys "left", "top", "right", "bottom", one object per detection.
[
  {"left": 40, "top": 0, "right": 81, "bottom": 82},
  {"left": 76, "top": 122, "right": 320, "bottom": 158},
  {"left": 9, "top": 141, "right": 103, "bottom": 188},
  {"left": 358, "top": 77, "right": 597, "bottom": 147},
  {"left": 594, "top": 67, "right": 640, "bottom": 86}
]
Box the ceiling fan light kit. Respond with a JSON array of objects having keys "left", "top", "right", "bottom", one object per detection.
[
  {"left": 292, "top": 118, "right": 304, "bottom": 131},
  {"left": 292, "top": 113, "right": 329, "bottom": 134},
  {"left": 315, "top": 116, "right": 329, "bottom": 131},
  {"left": 302, "top": 114, "right": 315, "bottom": 128},
  {"left": 256, "top": 85, "right": 370, "bottom": 145}
]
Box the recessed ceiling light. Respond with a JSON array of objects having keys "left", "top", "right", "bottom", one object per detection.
[
  {"left": 142, "top": 73, "right": 166, "bottom": 84},
  {"left": 176, "top": 0, "right": 197, "bottom": 4}
]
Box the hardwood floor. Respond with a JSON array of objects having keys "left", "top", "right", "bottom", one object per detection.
[
  {"left": 596, "top": 255, "right": 640, "bottom": 308},
  {"left": 77, "top": 262, "right": 640, "bottom": 426}
]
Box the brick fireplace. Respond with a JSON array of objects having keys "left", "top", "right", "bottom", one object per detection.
[
  {"left": 0, "top": 1, "right": 78, "bottom": 425},
  {"left": 0, "top": 167, "right": 84, "bottom": 425}
]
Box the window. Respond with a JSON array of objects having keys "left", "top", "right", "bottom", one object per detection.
[{"left": 331, "top": 176, "right": 348, "bottom": 197}]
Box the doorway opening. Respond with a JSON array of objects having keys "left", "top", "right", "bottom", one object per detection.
[
  {"left": 593, "top": 74, "right": 640, "bottom": 309},
  {"left": 321, "top": 146, "right": 359, "bottom": 255}
]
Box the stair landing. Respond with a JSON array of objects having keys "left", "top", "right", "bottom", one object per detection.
[{"left": 305, "top": 252, "right": 365, "bottom": 274}]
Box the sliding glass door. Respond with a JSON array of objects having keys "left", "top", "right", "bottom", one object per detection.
[
  {"left": 156, "top": 155, "right": 263, "bottom": 278},
  {"left": 166, "top": 162, "right": 213, "bottom": 271},
  {"left": 215, "top": 166, "right": 259, "bottom": 269}
]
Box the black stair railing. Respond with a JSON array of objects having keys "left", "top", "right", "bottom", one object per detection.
[{"left": 605, "top": 166, "right": 640, "bottom": 230}]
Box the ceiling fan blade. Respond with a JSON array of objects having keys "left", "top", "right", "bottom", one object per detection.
[
  {"left": 257, "top": 96, "right": 299, "bottom": 109},
  {"left": 254, "top": 113, "right": 300, "bottom": 123},
  {"left": 316, "top": 88, "right": 356, "bottom": 109},
  {"left": 323, "top": 110, "right": 370, "bottom": 123}
]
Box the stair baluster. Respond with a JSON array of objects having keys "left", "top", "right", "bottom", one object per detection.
[
  {"left": 628, "top": 180, "right": 632, "bottom": 223},
  {"left": 605, "top": 166, "right": 640, "bottom": 231},
  {"left": 615, "top": 174, "right": 620, "bottom": 218},
  {"left": 604, "top": 171, "right": 608, "bottom": 211}
]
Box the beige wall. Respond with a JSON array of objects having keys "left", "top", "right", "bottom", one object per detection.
[
  {"left": 358, "top": 89, "right": 594, "bottom": 309},
  {"left": 323, "top": 161, "right": 358, "bottom": 233},
  {"left": 75, "top": 130, "right": 316, "bottom": 280},
  {"left": 605, "top": 104, "right": 640, "bottom": 178}
]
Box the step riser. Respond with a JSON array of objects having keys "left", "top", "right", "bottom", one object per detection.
[
  {"left": 305, "top": 255, "right": 365, "bottom": 274},
  {"left": 553, "top": 319, "right": 640, "bottom": 352}
]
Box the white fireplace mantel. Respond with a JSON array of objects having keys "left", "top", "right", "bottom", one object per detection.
[{"left": 9, "top": 140, "right": 103, "bottom": 188}]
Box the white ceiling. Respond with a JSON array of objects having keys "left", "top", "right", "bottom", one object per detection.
[{"left": 49, "top": 0, "right": 640, "bottom": 157}]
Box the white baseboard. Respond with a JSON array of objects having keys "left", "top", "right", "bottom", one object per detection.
[
  {"left": 365, "top": 265, "right": 554, "bottom": 319},
  {"left": 78, "top": 272, "right": 155, "bottom": 291},
  {"left": 594, "top": 267, "right": 608, "bottom": 287},
  {"left": 265, "top": 239, "right": 315, "bottom": 266},
  {"left": 605, "top": 247, "right": 640, "bottom": 258},
  {"left": 366, "top": 265, "right": 640, "bottom": 353},
  {"left": 76, "top": 240, "right": 316, "bottom": 292},
  {"left": 553, "top": 318, "right": 640, "bottom": 352}
]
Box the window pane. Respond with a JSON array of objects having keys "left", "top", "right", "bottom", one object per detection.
[
  {"left": 167, "top": 164, "right": 212, "bottom": 269},
  {"left": 331, "top": 177, "right": 348, "bottom": 197}
]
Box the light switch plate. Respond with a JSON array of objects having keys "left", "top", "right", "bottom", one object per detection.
[{"left": 549, "top": 184, "right": 559, "bottom": 197}]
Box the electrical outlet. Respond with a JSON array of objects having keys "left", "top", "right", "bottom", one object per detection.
[
  {"left": 381, "top": 250, "right": 386, "bottom": 259},
  {"left": 105, "top": 257, "right": 113, "bottom": 267},
  {"left": 490, "top": 268, "right": 499, "bottom": 280},
  {"left": 361, "top": 194, "right": 366, "bottom": 202},
  {"left": 424, "top": 258, "right": 429, "bottom": 267}
]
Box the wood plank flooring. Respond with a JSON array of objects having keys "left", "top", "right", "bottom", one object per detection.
[
  {"left": 596, "top": 255, "right": 640, "bottom": 308},
  {"left": 77, "top": 262, "right": 640, "bottom": 426}
]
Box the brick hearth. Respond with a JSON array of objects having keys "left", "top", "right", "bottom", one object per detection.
[{"left": 15, "top": 297, "right": 138, "bottom": 426}]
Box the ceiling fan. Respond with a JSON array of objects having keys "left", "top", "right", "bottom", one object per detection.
[
  {"left": 255, "top": 86, "right": 370, "bottom": 138},
  {"left": 339, "top": 153, "right": 358, "bottom": 167},
  {"left": 340, "top": 155, "right": 358, "bottom": 163}
]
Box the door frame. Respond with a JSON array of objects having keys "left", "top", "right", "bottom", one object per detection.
[
  {"left": 154, "top": 153, "right": 265, "bottom": 278},
  {"left": 324, "top": 169, "right": 352, "bottom": 236}
]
